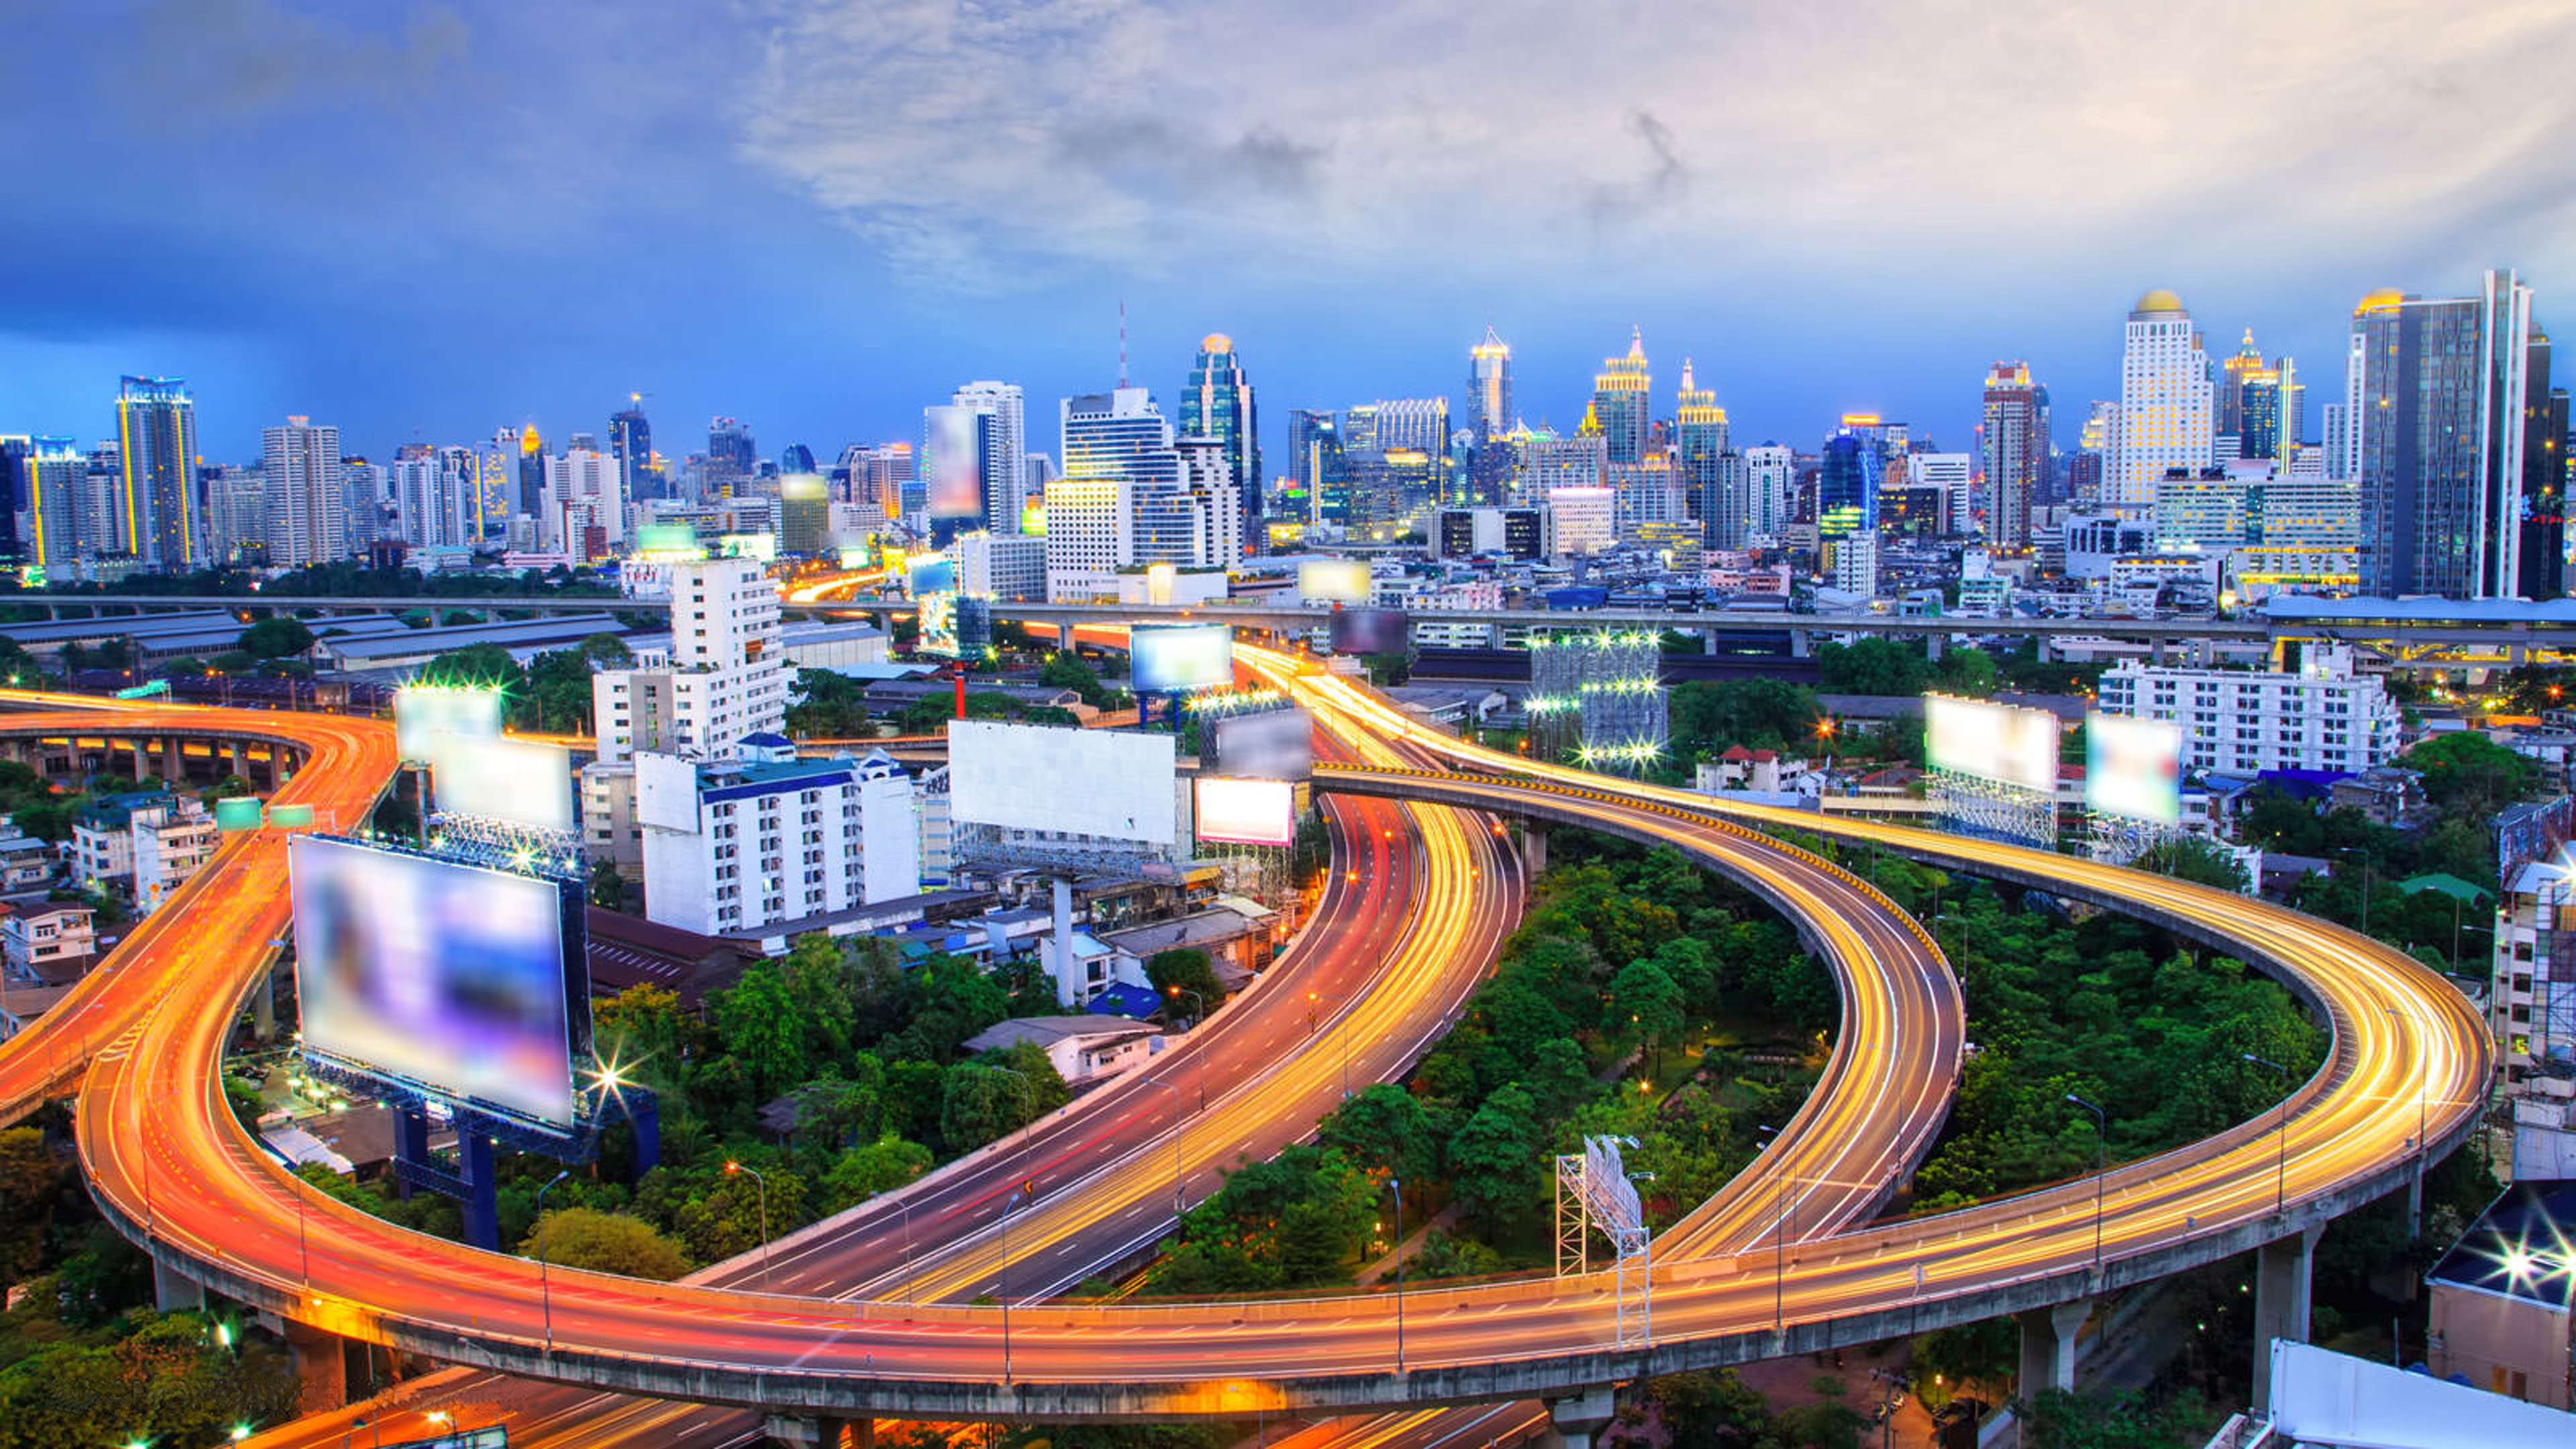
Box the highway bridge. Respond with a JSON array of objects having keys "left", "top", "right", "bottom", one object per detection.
[{"left": 0, "top": 669, "right": 2491, "bottom": 1443}]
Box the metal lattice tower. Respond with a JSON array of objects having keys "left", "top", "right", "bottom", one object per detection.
[{"left": 1554, "top": 1135, "right": 1652, "bottom": 1348}]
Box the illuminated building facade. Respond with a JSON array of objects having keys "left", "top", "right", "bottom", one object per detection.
[
  {"left": 1673, "top": 358, "right": 1729, "bottom": 544},
  {"left": 2352, "top": 270, "right": 2536, "bottom": 598},
  {"left": 1529, "top": 631, "right": 1667, "bottom": 772},
  {"left": 1590, "top": 328, "right": 1652, "bottom": 466},
  {"left": 2519, "top": 329, "right": 2567, "bottom": 599},
  {"left": 1288, "top": 409, "right": 1344, "bottom": 525},
  {"left": 114, "top": 376, "right": 200, "bottom": 568},
  {"left": 1816, "top": 429, "right": 1880, "bottom": 539},
  {"left": 706, "top": 416, "right": 757, "bottom": 498},
  {"left": 2117, "top": 290, "right": 2216, "bottom": 523},
  {"left": 953, "top": 380, "right": 1028, "bottom": 536},
  {"left": 1179, "top": 335, "right": 1259, "bottom": 556},
  {"left": 610, "top": 398, "right": 659, "bottom": 500},
  {"left": 1979, "top": 361, "right": 2049, "bottom": 547}
]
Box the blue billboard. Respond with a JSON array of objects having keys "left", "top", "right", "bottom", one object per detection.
[{"left": 1130, "top": 623, "right": 1234, "bottom": 694}]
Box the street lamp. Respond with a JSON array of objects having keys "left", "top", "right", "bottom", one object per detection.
[
  {"left": 1166, "top": 985, "right": 1208, "bottom": 1110},
  {"left": 534, "top": 1169, "right": 572, "bottom": 1355},
  {"left": 724, "top": 1161, "right": 771, "bottom": 1292},
  {"left": 2065, "top": 1093, "right": 2108, "bottom": 1277},
  {"left": 1383, "top": 1176, "right": 1407, "bottom": 1374},
  {"left": 2242, "top": 1053, "right": 2290, "bottom": 1216},
  {"left": 1000, "top": 1179, "right": 1034, "bottom": 1383},
  {"left": 1306, "top": 986, "right": 1352, "bottom": 1098},
  {"left": 1142, "top": 1075, "right": 1185, "bottom": 1216}
]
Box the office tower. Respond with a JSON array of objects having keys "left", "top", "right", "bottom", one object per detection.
[
  {"left": 200, "top": 465, "right": 266, "bottom": 564},
  {"left": 1904, "top": 453, "right": 1972, "bottom": 536},
  {"left": 592, "top": 556, "right": 786, "bottom": 763},
  {"left": 838, "top": 441, "right": 913, "bottom": 519},
  {"left": 1046, "top": 387, "right": 1179, "bottom": 600},
  {"left": 1980, "top": 361, "right": 2050, "bottom": 547},
  {"left": 260, "top": 416, "right": 345, "bottom": 567},
  {"left": 1739, "top": 444, "right": 1794, "bottom": 545},
  {"left": 780, "top": 443, "right": 816, "bottom": 475},
  {"left": 706, "top": 417, "right": 757, "bottom": 498},
  {"left": 1370, "top": 397, "right": 1450, "bottom": 454},
  {"left": 1673, "top": 358, "right": 1730, "bottom": 543},
  {"left": 1466, "top": 325, "right": 1514, "bottom": 443},
  {"left": 2072, "top": 400, "right": 2118, "bottom": 504},
  {"left": 610, "top": 396, "right": 657, "bottom": 500},
  {"left": 2320, "top": 404, "right": 2354, "bottom": 480},
  {"left": 1288, "top": 409, "right": 1346, "bottom": 525},
  {"left": 2352, "top": 270, "right": 2536, "bottom": 598},
  {"left": 0, "top": 439, "right": 23, "bottom": 564},
  {"left": 18, "top": 438, "right": 80, "bottom": 569},
  {"left": 1179, "top": 336, "right": 1259, "bottom": 557},
  {"left": 1817, "top": 428, "right": 1880, "bottom": 540},
  {"left": 780, "top": 474, "right": 829, "bottom": 557},
  {"left": 2519, "top": 328, "right": 2566, "bottom": 598},
  {"left": 1591, "top": 327, "right": 1652, "bottom": 466},
  {"left": 1525, "top": 425, "right": 1607, "bottom": 494},
  {"left": 341, "top": 459, "right": 386, "bottom": 555},
  {"left": 390, "top": 446, "right": 482, "bottom": 549},
  {"left": 114, "top": 376, "right": 202, "bottom": 568},
  {"left": 2116, "top": 290, "right": 2216, "bottom": 523},
  {"left": 1167, "top": 435, "right": 1247, "bottom": 566},
  {"left": 952, "top": 380, "right": 1028, "bottom": 535},
  {"left": 544, "top": 447, "right": 625, "bottom": 558},
  {"left": 2218, "top": 329, "right": 2266, "bottom": 440}
]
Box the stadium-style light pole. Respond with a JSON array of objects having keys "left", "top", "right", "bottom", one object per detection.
[
  {"left": 1167, "top": 985, "right": 1208, "bottom": 1110},
  {"left": 724, "top": 1161, "right": 772, "bottom": 1291},
  {"left": 2065, "top": 1093, "right": 2108, "bottom": 1277},
  {"left": 2242, "top": 1053, "right": 2290, "bottom": 1216},
  {"left": 534, "top": 1169, "right": 572, "bottom": 1355}
]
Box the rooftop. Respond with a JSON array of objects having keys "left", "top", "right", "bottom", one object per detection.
[
  {"left": 962, "top": 1016, "right": 1158, "bottom": 1053},
  {"left": 2428, "top": 1178, "right": 2576, "bottom": 1309}
]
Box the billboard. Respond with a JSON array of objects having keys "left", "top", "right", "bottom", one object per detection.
[
  {"left": 917, "top": 591, "right": 961, "bottom": 657},
  {"left": 1194, "top": 776, "right": 1296, "bottom": 847},
  {"left": 2085, "top": 711, "right": 2183, "bottom": 826},
  {"left": 1297, "top": 558, "right": 1372, "bottom": 605},
  {"left": 1131, "top": 623, "right": 1235, "bottom": 694},
  {"left": 429, "top": 735, "right": 576, "bottom": 834},
  {"left": 1924, "top": 694, "right": 2057, "bottom": 794},
  {"left": 289, "top": 836, "right": 586, "bottom": 1130},
  {"left": 923, "top": 405, "right": 982, "bottom": 520},
  {"left": 908, "top": 555, "right": 958, "bottom": 596},
  {"left": 266, "top": 803, "right": 317, "bottom": 829},
  {"left": 1328, "top": 606, "right": 1411, "bottom": 656},
  {"left": 633, "top": 751, "right": 700, "bottom": 833},
  {"left": 213, "top": 796, "right": 263, "bottom": 832},
  {"left": 1210, "top": 707, "right": 1315, "bottom": 781},
  {"left": 394, "top": 686, "right": 504, "bottom": 763},
  {"left": 949, "top": 719, "right": 1177, "bottom": 844}
]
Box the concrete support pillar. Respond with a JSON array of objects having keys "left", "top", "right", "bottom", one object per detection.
[
  {"left": 1057, "top": 623, "right": 1077, "bottom": 652},
  {"left": 1925, "top": 633, "right": 1946, "bottom": 662},
  {"left": 1790, "top": 629, "right": 1813, "bottom": 659},
  {"left": 226, "top": 743, "right": 246, "bottom": 780},
  {"left": 152, "top": 1255, "right": 203, "bottom": 1311},
  {"left": 281, "top": 1317, "right": 348, "bottom": 1415},
  {"left": 1541, "top": 1386, "right": 1617, "bottom": 1449},
  {"left": 1522, "top": 822, "right": 1548, "bottom": 875},
  {"left": 127, "top": 739, "right": 148, "bottom": 782},
  {"left": 1489, "top": 623, "right": 1507, "bottom": 649},
  {"left": 761, "top": 1415, "right": 873, "bottom": 1447},
  {"left": 161, "top": 737, "right": 184, "bottom": 782},
  {"left": 2251, "top": 1224, "right": 2323, "bottom": 1414},
  {"left": 2016, "top": 1299, "right": 2092, "bottom": 1399},
  {"left": 1701, "top": 627, "right": 1720, "bottom": 656},
  {"left": 1051, "top": 876, "right": 1077, "bottom": 1008}
]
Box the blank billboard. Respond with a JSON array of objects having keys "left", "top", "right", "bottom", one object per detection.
[
  {"left": 393, "top": 686, "right": 503, "bottom": 763},
  {"left": 908, "top": 555, "right": 958, "bottom": 596},
  {"left": 1297, "top": 558, "right": 1371, "bottom": 605},
  {"left": 1131, "top": 623, "right": 1235, "bottom": 694},
  {"left": 289, "top": 837, "right": 585, "bottom": 1130},
  {"left": 633, "top": 751, "right": 700, "bottom": 833},
  {"left": 1210, "top": 708, "right": 1314, "bottom": 781},
  {"left": 1328, "top": 606, "right": 1411, "bottom": 656},
  {"left": 1195, "top": 776, "right": 1296, "bottom": 847},
  {"left": 429, "top": 735, "right": 576, "bottom": 834},
  {"left": 949, "top": 719, "right": 1176, "bottom": 844},
  {"left": 2086, "top": 711, "right": 2183, "bottom": 825},
  {"left": 1924, "top": 694, "right": 2057, "bottom": 794},
  {"left": 923, "top": 405, "right": 982, "bottom": 520}
]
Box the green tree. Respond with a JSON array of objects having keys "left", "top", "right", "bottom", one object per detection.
[
  {"left": 1444, "top": 1083, "right": 1546, "bottom": 1232},
  {"left": 2018, "top": 1387, "right": 2207, "bottom": 1449},
  {"left": 1815, "top": 636, "right": 1931, "bottom": 696},
  {"left": 520, "top": 1207, "right": 690, "bottom": 1279},
  {"left": 940, "top": 1061, "right": 1042, "bottom": 1151},
  {"left": 1668, "top": 676, "right": 1827, "bottom": 756},
  {"left": 1145, "top": 948, "right": 1226, "bottom": 1016},
  {"left": 237, "top": 615, "right": 317, "bottom": 659},
  {"left": 786, "top": 667, "right": 873, "bottom": 737},
  {"left": 2402, "top": 730, "right": 2544, "bottom": 818},
  {"left": 588, "top": 857, "right": 627, "bottom": 910},
  {"left": 1929, "top": 645, "right": 2000, "bottom": 697},
  {"left": 1362, "top": 651, "right": 1413, "bottom": 686},
  {"left": 818, "top": 1134, "right": 934, "bottom": 1212},
  {"left": 1318, "top": 1083, "right": 1438, "bottom": 1185},
  {"left": 2131, "top": 835, "right": 2251, "bottom": 892},
  {"left": 711, "top": 964, "right": 811, "bottom": 1101},
  {"left": 1038, "top": 651, "right": 1112, "bottom": 708},
  {"left": 1608, "top": 959, "right": 1686, "bottom": 1065}
]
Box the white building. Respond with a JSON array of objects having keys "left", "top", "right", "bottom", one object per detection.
[
  {"left": 635, "top": 740, "right": 921, "bottom": 941},
  {"left": 262, "top": 416, "right": 345, "bottom": 566},
  {"left": 1042, "top": 389, "right": 1240, "bottom": 600},
  {"left": 2096, "top": 645, "right": 2398, "bottom": 775},
  {"left": 544, "top": 447, "right": 627, "bottom": 557},
  {"left": 390, "top": 447, "right": 485, "bottom": 549},
  {"left": 1829, "top": 533, "right": 1879, "bottom": 596},
  {"left": 953, "top": 380, "right": 1028, "bottom": 535},
  {"left": 960, "top": 1016, "right": 1157, "bottom": 1085},
  {"left": 1740, "top": 443, "right": 1795, "bottom": 546},
  {"left": 71, "top": 792, "right": 219, "bottom": 914},
  {"left": 590, "top": 556, "right": 786, "bottom": 763},
  {"left": 2493, "top": 855, "right": 2576, "bottom": 1178},
  {"left": 1547, "top": 486, "right": 1616, "bottom": 557},
  {"left": 0, "top": 902, "right": 94, "bottom": 981},
  {"left": 2116, "top": 288, "right": 2216, "bottom": 523},
  {"left": 952, "top": 530, "right": 1046, "bottom": 601},
  {"left": 1910, "top": 452, "right": 1971, "bottom": 535}
]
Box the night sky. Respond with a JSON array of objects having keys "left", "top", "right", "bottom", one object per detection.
[{"left": 5, "top": 1, "right": 2571, "bottom": 468}]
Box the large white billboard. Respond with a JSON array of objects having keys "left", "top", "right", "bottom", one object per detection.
[
  {"left": 429, "top": 735, "right": 576, "bottom": 834},
  {"left": 290, "top": 837, "right": 582, "bottom": 1130},
  {"left": 633, "top": 751, "right": 700, "bottom": 833},
  {"left": 393, "top": 686, "right": 504, "bottom": 763},
  {"left": 1210, "top": 708, "right": 1315, "bottom": 781},
  {"left": 1131, "top": 623, "right": 1235, "bottom": 694},
  {"left": 949, "top": 719, "right": 1176, "bottom": 844},
  {"left": 1194, "top": 776, "right": 1296, "bottom": 847},
  {"left": 2086, "top": 711, "right": 2184, "bottom": 826},
  {"left": 1924, "top": 694, "right": 2058, "bottom": 794},
  {"left": 1297, "top": 558, "right": 1372, "bottom": 605}
]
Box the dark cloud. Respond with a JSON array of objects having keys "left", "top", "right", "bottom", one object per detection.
[
  {"left": 1049, "top": 116, "right": 1326, "bottom": 199},
  {"left": 1585, "top": 108, "right": 1690, "bottom": 227}
]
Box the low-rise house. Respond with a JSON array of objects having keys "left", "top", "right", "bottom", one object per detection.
[
  {"left": 0, "top": 902, "right": 95, "bottom": 983},
  {"left": 961, "top": 1015, "right": 1159, "bottom": 1086}
]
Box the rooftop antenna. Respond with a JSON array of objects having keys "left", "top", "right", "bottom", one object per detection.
[{"left": 1118, "top": 299, "right": 1129, "bottom": 388}]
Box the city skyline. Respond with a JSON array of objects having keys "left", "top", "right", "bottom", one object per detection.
[{"left": 4, "top": 3, "right": 2570, "bottom": 461}]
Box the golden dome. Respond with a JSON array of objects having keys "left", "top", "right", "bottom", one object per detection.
[
  {"left": 2353, "top": 287, "right": 2407, "bottom": 317},
  {"left": 2132, "top": 287, "right": 2185, "bottom": 315},
  {"left": 1200, "top": 332, "right": 1233, "bottom": 354},
  {"left": 520, "top": 423, "right": 543, "bottom": 453}
]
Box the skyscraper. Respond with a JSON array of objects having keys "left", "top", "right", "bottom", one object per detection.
[
  {"left": 2518, "top": 327, "right": 2565, "bottom": 600},
  {"left": 21, "top": 437, "right": 81, "bottom": 570},
  {"left": 1179, "top": 335, "right": 1259, "bottom": 557},
  {"left": 2352, "top": 270, "right": 2536, "bottom": 599},
  {"left": 261, "top": 416, "right": 345, "bottom": 567},
  {"left": 1672, "top": 358, "right": 1730, "bottom": 544},
  {"left": 1740, "top": 444, "right": 1795, "bottom": 545},
  {"left": 610, "top": 397, "right": 658, "bottom": 500},
  {"left": 1979, "top": 361, "right": 2050, "bottom": 547},
  {"left": 1817, "top": 428, "right": 1881, "bottom": 540},
  {"left": 2218, "top": 329, "right": 2267, "bottom": 441},
  {"left": 706, "top": 417, "right": 757, "bottom": 498},
  {"left": 115, "top": 376, "right": 201, "bottom": 567},
  {"left": 1046, "top": 387, "right": 1179, "bottom": 600},
  {"left": 1288, "top": 409, "right": 1346, "bottom": 525},
  {"left": 952, "top": 380, "right": 1028, "bottom": 535},
  {"left": 0, "top": 439, "right": 24, "bottom": 564},
  {"left": 1591, "top": 328, "right": 1652, "bottom": 466},
  {"left": 2115, "top": 289, "right": 2216, "bottom": 529}
]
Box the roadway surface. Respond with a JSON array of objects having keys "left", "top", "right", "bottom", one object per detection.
[{"left": 12, "top": 662, "right": 2491, "bottom": 1423}]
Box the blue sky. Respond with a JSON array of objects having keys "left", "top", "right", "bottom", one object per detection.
[{"left": 4, "top": 0, "right": 2571, "bottom": 469}]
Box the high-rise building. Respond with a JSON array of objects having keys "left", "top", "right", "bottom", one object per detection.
[
  {"left": 513, "top": 423, "right": 546, "bottom": 517},
  {"left": 114, "top": 376, "right": 201, "bottom": 568},
  {"left": 1591, "top": 328, "right": 1652, "bottom": 466},
  {"left": 1046, "top": 388, "right": 1181, "bottom": 600},
  {"left": 1673, "top": 358, "right": 1730, "bottom": 544},
  {"left": 610, "top": 397, "right": 657, "bottom": 500},
  {"left": 1287, "top": 409, "right": 1345, "bottom": 525},
  {"left": 390, "top": 446, "right": 484, "bottom": 549},
  {"left": 1467, "top": 325, "right": 1514, "bottom": 443},
  {"left": 2518, "top": 328, "right": 2566, "bottom": 600},
  {"left": 2115, "top": 290, "right": 2216, "bottom": 525},
  {"left": 21, "top": 437, "right": 82, "bottom": 569},
  {"left": 1739, "top": 444, "right": 1795, "bottom": 545},
  {"left": 260, "top": 416, "right": 345, "bottom": 567},
  {"left": 1980, "top": 361, "right": 2050, "bottom": 547},
  {"left": 953, "top": 380, "right": 1028, "bottom": 535},
  {"left": 545, "top": 448, "right": 626, "bottom": 558},
  {"left": 1906, "top": 453, "right": 1972, "bottom": 537},
  {"left": 1817, "top": 429, "right": 1880, "bottom": 539},
  {"left": 2218, "top": 329, "right": 2266, "bottom": 441},
  {"left": 2352, "top": 270, "right": 2537, "bottom": 599},
  {"left": 780, "top": 473, "right": 829, "bottom": 557},
  {"left": 837, "top": 441, "right": 913, "bottom": 519},
  {"left": 1179, "top": 336, "right": 1258, "bottom": 557},
  {"left": 0, "top": 439, "right": 25, "bottom": 566},
  {"left": 592, "top": 556, "right": 786, "bottom": 763},
  {"left": 706, "top": 417, "right": 757, "bottom": 499},
  {"left": 1370, "top": 397, "right": 1450, "bottom": 454}
]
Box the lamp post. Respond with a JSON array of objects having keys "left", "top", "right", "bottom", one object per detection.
[
  {"left": 2065, "top": 1093, "right": 2107, "bottom": 1277},
  {"left": 1306, "top": 987, "right": 1352, "bottom": 1099},
  {"left": 2242, "top": 1053, "right": 2290, "bottom": 1216},
  {"left": 1000, "top": 1179, "right": 1033, "bottom": 1383},
  {"left": 1142, "top": 1076, "right": 1185, "bottom": 1216},
  {"left": 1167, "top": 985, "right": 1207, "bottom": 1110},
  {"left": 724, "top": 1161, "right": 771, "bottom": 1292},
  {"left": 535, "top": 1169, "right": 571, "bottom": 1355},
  {"left": 1384, "top": 1176, "right": 1406, "bottom": 1373}
]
